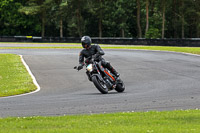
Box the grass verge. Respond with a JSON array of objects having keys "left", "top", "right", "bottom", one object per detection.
[
  {"left": 0, "top": 110, "right": 200, "bottom": 133},
  {"left": 0, "top": 54, "right": 37, "bottom": 97}
]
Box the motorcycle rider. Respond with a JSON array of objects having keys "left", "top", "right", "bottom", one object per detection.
[{"left": 77, "top": 36, "right": 120, "bottom": 77}]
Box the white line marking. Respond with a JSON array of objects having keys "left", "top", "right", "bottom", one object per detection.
[{"left": 0, "top": 55, "right": 40, "bottom": 99}]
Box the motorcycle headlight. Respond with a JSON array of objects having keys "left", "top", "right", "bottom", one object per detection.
[{"left": 87, "top": 64, "right": 93, "bottom": 72}]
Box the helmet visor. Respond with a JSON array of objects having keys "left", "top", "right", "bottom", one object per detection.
[{"left": 82, "top": 42, "right": 88, "bottom": 48}]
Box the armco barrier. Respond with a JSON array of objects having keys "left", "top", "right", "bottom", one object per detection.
[{"left": 0, "top": 36, "right": 200, "bottom": 47}]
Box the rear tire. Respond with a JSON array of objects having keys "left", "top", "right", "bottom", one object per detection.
[
  {"left": 92, "top": 76, "right": 108, "bottom": 94},
  {"left": 115, "top": 80, "right": 125, "bottom": 93}
]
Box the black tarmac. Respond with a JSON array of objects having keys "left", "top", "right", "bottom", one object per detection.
[{"left": 0, "top": 47, "right": 200, "bottom": 117}]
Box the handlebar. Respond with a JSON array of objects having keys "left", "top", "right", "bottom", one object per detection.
[
  {"left": 85, "top": 54, "right": 102, "bottom": 63},
  {"left": 74, "top": 54, "right": 102, "bottom": 70}
]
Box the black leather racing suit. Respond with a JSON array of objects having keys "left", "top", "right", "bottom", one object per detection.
[{"left": 79, "top": 44, "right": 118, "bottom": 76}]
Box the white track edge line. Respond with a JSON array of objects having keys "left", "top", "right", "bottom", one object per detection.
[{"left": 0, "top": 55, "right": 41, "bottom": 99}]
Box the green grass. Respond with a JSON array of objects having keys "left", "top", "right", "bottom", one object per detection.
[
  {"left": 0, "top": 54, "right": 37, "bottom": 97},
  {"left": 0, "top": 110, "right": 200, "bottom": 133}
]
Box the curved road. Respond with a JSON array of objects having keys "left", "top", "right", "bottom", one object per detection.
[{"left": 0, "top": 48, "right": 200, "bottom": 117}]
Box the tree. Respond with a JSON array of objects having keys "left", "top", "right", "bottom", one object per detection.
[
  {"left": 1, "top": 0, "right": 200, "bottom": 38},
  {"left": 19, "top": 0, "right": 55, "bottom": 37},
  {"left": 48, "top": 0, "right": 68, "bottom": 37},
  {"left": 87, "top": 0, "right": 104, "bottom": 37},
  {"left": 0, "top": 0, "right": 40, "bottom": 36},
  {"left": 57, "top": 0, "right": 68, "bottom": 38},
  {"left": 116, "top": 0, "right": 129, "bottom": 37},
  {"left": 180, "top": 0, "right": 184, "bottom": 38},
  {"left": 97, "top": 0, "right": 103, "bottom": 38},
  {"left": 195, "top": 0, "right": 200, "bottom": 37},
  {"left": 161, "top": 0, "right": 166, "bottom": 39},
  {"left": 172, "top": 0, "right": 178, "bottom": 38},
  {"left": 145, "top": 0, "right": 149, "bottom": 37},
  {"left": 65, "top": 0, "right": 88, "bottom": 37},
  {"left": 136, "top": 0, "right": 142, "bottom": 38}
]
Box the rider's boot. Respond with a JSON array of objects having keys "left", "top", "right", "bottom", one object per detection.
[
  {"left": 104, "top": 61, "right": 120, "bottom": 77},
  {"left": 112, "top": 68, "right": 120, "bottom": 77},
  {"left": 108, "top": 65, "right": 120, "bottom": 78}
]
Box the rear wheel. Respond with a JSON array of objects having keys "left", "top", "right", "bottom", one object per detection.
[
  {"left": 115, "top": 80, "right": 125, "bottom": 93},
  {"left": 92, "top": 76, "right": 108, "bottom": 94}
]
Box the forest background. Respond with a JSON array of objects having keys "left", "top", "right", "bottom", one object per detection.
[{"left": 0, "top": 0, "right": 199, "bottom": 39}]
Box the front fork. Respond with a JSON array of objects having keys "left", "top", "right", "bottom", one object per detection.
[{"left": 86, "top": 71, "right": 92, "bottom": 81}]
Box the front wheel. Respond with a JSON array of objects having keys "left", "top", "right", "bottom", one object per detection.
[{"left": 92, "top": 76, "right": 108, "bottom": 94}]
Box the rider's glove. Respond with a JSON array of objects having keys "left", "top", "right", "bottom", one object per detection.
[{"left": 77, "top": 64, "right": 83, "bottom": 70}]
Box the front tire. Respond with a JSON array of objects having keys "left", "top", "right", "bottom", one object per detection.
[{"left": 92, "top": 76, "right": 108, "bottom": 94}]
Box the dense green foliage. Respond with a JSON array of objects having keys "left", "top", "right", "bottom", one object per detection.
[{"left": 0, "top": 0, "right": 199, "bottom": 38}]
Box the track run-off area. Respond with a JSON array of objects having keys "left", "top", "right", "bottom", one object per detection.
[{"left": 0, "top": 44, "right": 200, "bottom": 117}]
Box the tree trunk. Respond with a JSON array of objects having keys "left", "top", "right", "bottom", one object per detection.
[
  {"left": 198, "top": 17, "right": 200, "bottom": 38},
  {"left": 58, "top": 0, "right": 63, "bottom": 38},
  {"left": 39, "top": 0, "right": 45, "bottom": 38},
  {"left": 77, "top": 9, "right": 82, "bottom": 37},
  {"left": 181, "top": 0, "right": 184, "bottom": 38},
  {"left": 162, "top": 0, "right": 166, "bottom": 39},
  {"left": 60, "top": 18, "right": 63, "bottom": 38},
  {"left": 98, "top": 0, "right": 102, "bottom": 38},
  {"left": 41, "top": 12, "right": 45, "bottom": 38},
  {"left": 77, "top": 0, "right": 82, "bottom": 37},
  {"left": 121, "top": 29, "right": 125, "bottom": 38},
  {"left": 197, "top": 12, "right": 200, "bottom": 38},
  {"left": 173, "top": 0, "right": 177, "bottom": 38},
  {"left": 145, "top": 0, "right": 149, "bottom": 37},
  {"left": 137, "top": 0, "right": 142, "bottom": 38},
  {"left": 181, "top": 15, "right": 184, "bottom": 38},
  {"left": 99, "top": 19, "right": 102, "bottom": 38}
]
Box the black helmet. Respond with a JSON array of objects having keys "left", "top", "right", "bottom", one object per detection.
[{"left": 81, "top": 36, "right": 92, "bottom": 48}]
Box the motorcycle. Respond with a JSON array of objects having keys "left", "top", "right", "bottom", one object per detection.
[{"left": 74, "top": 55, "right": 125, "bottom": 94}]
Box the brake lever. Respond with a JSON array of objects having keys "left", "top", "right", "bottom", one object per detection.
[
  {"left": 74, "top": 66, "right": 77, "bottom": 69},
  {"left": 74, "top": 66, "right": 79, "bottom": 71},
  {"left": 74, "top": 66, "right": 82, "bottom": 72}
]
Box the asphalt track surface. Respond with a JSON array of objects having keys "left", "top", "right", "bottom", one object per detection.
[{"left": 0, "top": 47, "right": 200, "bottom": 117}]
